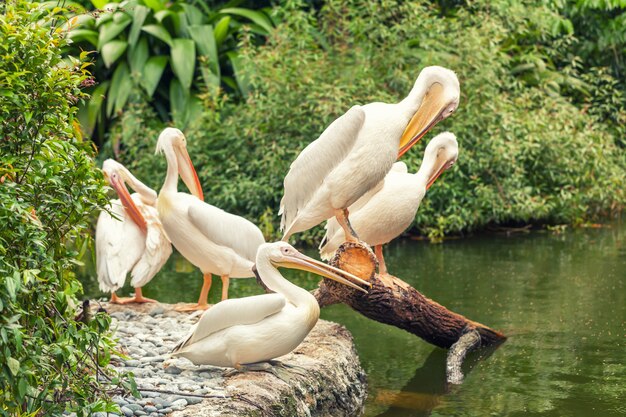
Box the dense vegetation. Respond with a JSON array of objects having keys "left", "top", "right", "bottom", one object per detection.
[
  {"left": 106, "top": 0, "right": 626, "bottom": 243},
  {"left": 0, "top": 2, "right": 129, "bottom": 415}
]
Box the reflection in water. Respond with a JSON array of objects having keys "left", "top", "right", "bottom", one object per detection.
[{"left": 78, "top": 223, "right": 626, "bottom": 417}]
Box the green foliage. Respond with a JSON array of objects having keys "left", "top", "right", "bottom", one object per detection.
[
  {"left": 106, "top": 0, "right": 626, "bottom": 243},
  {"left": 0, "top": 1, "right": 130, "bottom": 414},
  {"left": 63, "top": 0, "right": 274, "bottom": 146}
]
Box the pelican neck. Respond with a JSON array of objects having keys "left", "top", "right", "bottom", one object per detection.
[{"left": 256, "top": 257, "right": 317, "bottom": 307}]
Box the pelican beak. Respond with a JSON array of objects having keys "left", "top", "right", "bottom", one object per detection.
[
  {"left": 108, "top": 171, "right": 147, "bottom": 232},
  {"left": 176, "top": 145, "right": 204, "bottom": 201},
  {"left": 398, "top": 83, "right": 449, "bottom": 158},
  {"left": 278, "top": 253, "right": 370, "bottom": 293},
  {"left": 426, "top": 159, "right": 455, "bottom": 190}
]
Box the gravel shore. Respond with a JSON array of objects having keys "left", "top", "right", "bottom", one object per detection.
[{"left": 94, "top": 302, "right": 366, "bottom": 417}]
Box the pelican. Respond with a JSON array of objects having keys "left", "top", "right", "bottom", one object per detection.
[
  {"left": 155, "top": 128, "right": 265, "bottom": 310},
  {"left": 279, "top": 66, "right": 460, "bottom": 243},
  {"left": 319, "top": 132, "right": 459, "bottom": 275},
  {"left": 96, "top": 159, "right": 172, "bottom": 303},
  {"left": 171, "top": 241, "right": 370, "bottom": 371}
]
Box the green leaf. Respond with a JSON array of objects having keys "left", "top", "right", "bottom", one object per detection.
[
  {"left": 213, "top": 16, "right": 230, "bottom": 47},
  {"left": 130, "top": 37, "right": 149, "bottom": 74},
  {"left": 91, "top": 0, "right": 108, "bottom": 8},
  {"left": 79, "top": 81, "right": 109, "bottom": 136},
  {"left": 170, "top": 38, "right": 196, "bottom": 90},
  {"left": 128, "top": 5, "right": 149, "bottom": 48},
  {"left": 141, "top": 24, "right": 173, "bottom": 46},
  {"left": 154, "top": 9, "right": 174, "bottom": 23},
  {"left": 189, "top": 25, "right": 218, "bottom": 68},
  {"left": 182, "top": 3, "right": 204, "bottom": 26},
  {"left": 7, "top": 357, "right": 19, "bottom": 376},
  {"left": 140, "top": 56, "right": 167, "bottom": 97},
  {"left": 226, "top": 51, "right": 249, "bottom": 96},
  {"left": 143, "top": 0, "right": 164, "bottom": 12},
  {"left": 68, "top": 29, "right": 98, "bottom": 47},
  {"left": 101, "top": 40, "right": 128, "bottom": 68},
  {"left": 219, "top": 7, "right": 273, "bottom": 34},
  {"left": 98, "top": 17, "right": 132, "bottom": 49},
  {"left": 107, "top": 62, "right": 132, "bottom": 117},
  {"left": 169, "top": 77, "right": 189, "bottom": 126}
]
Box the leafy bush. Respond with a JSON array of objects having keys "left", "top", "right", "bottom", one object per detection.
[
  {"left": 64, "top": 0, "right": 274, "bottom": 146},
  {"left": 107, "top": 0, "right": 626, "bottom": 243},
  {"left": 0, "top": 1, "right": 126, "bottom": 414}
]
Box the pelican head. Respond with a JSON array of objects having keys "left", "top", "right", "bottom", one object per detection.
[
  {"left": 258, "top": 242, "right": 371, "bottom": 293},
  {"left": 423, "top": 132, "right": 458, "bottom": 189},
  {"left": 399, "top": 66, "right": 460, "bottom": 157},
  {"left": 155, "top": 128, "right": 204, "bottom": 200},
  {"left": 102, "top": 159, "right": 148, "bottom": 232}
]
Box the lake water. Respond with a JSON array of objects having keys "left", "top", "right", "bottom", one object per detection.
[{"left": 79, "top": 223, "right": 626, "bottom": 416}]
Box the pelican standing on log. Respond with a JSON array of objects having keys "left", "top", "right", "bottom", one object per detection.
[
  {"left": 171, "top": 241, "right": 369, "bottom": 372},
  {"left": 279, "top": 66, "right": 460, "bottom": 243},
  {"left": 96, "top": 159, "right": 172, "bottom": 303},
  {"left": 156, "top": 128, "right": 265, "bottom": 310},
  {"left": 319, "top": 132, "right": 459, "bottom": 274}
]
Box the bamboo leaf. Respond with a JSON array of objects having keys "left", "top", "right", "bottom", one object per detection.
[
  {"left": 141, "top": 24, "right": 173, "bottom": 46},
  {"left": 98, "top": 17, "right": 131, "bottom": 48},
  {"left": 7, "top": 357, "right": 19, "bottom": 376},
  {"left": 101, "top": 40, "right": 127, "bottom": 68},
  {"left": 128, "top": 5, "right": 149, "bottom": 48},
  {"left": 219, "top": 7, "right": 273, "bottom": 34},
  {"left": 129, "top": 36, "right": 148, "bottom": 74},
  {"left": 213, "top": 16, "right": 230, "bottom": 47},
  {"left": 170, "top": 38, "right": 196, "bottom": 90},
  {"left": 107, "top": 62, "right": 131, "bottom": 117},
  {"left": 188, "top": 25, "right": 219, "bottom": 74},
  {"left": 169, "top": 77, "right": 189, "bottom": 126},
  {"left": 226, "top": 51, "right": 248, "bottom": 96},
  {"left": 140, "top": 56, "right": 168, "bottom": 97},
  {"left": 78, "top": 81, "right": 109, "bottom": 136},
  {"left": 142, "top": 0, "right": 164, "bottom": 12},
  {"left": 68, "top": 29, "right": 98, "bottom": 46}
]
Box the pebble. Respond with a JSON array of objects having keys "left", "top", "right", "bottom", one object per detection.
[{"left": 104, "top": 306, "right": 229, "bottom": 416}]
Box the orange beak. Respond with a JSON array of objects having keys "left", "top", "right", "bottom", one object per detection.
[
  {"left": 108, "top": 173, "right": 147, "bottom": 232},
  {"left": 176, "top": 145, "right": 204, "bottom": 201},
  {"left": 398, "top": 83, "right": 449, "bottom": 158}
]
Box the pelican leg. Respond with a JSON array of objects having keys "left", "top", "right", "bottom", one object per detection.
[
  {"left": 175, "top": 274, "right": 212, "bottom": 311},
  {"left": 335, "top": 208, "right": 360, "bottom": 243},
  {"left": 130, "top": 287, "right": 157, "bottom": 303},
  {"left": 221, "top": 275, "right": 230, "bottom": 301},
  {"left": 109, "top": 292, "right": 132, "bottom": 304},
  {"left": 374, "top": 245, "right": 389, "bottom": 276}
]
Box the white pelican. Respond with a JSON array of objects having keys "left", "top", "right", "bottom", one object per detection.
[
  {"left": 170, "top": 241, "right": 370, "bottom": 371},
  {"left": 319, "top": 132, "right": 459, "bottom": 275},
  {"left": 279, "top": 66, "right": 460, "bottom": 243},
  {"left": 96, "top": 159, "right": 172, "bottom": 303},
  {"left": 155, "top": 128, "right": 265, "bottom": 310}
]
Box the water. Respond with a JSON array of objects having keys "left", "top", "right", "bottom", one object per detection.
[{"left": 79, "top": 223, "right": 626, "bottom": 416}]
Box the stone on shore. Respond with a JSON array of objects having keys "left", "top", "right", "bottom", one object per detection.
[{"left": 103, "top": 302, "right": 367, "bottom": 417}]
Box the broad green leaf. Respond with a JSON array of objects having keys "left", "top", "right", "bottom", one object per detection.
[
  {"left": 169, "top": 77, "right": 189, "bottom": 126},
  {"left": 154, "top": 9, "right": 174, "bottom": 23},
  {"left": 141, "top": 24, "right": 173, "bottom": 46},
  {"left": 101, "top": 40, "right": 127, "bottom": 68},
  {"left": 188, "top": 25, "right": 219, "bottom": 73},
  {"left": 130, "top": 37, "right": 149, "bottom": 74},
  {"left": 68, "top": 29, "right": 98, "bottom": 46},
  {"left": 213, "top": 16, "right": 230, "bottom": 47},
  {"left": 112, "top": 10, "right": 129, "bottom": 24},
  {"left": 143, "top": 0, "right": 164, "bottom": 12},
  {"left": 226, "top": 51, "right": 249, "bottom": 96},
  {"left": 107, "top": 62, "right": 132, "bottom": 117},
  {"left": 98, "top": 17, "right": 131, "bottom": 49},
  {"left": 170, "top": 38, "right": 196, "bottom": 90},
  {"left": 181, "top": 3, "right": 204, "bottom": 26},
  {"left": 140, "top": 56, "right": 168, "bottom": 97},
  {"left": 128, "top": 5, "right": 149, "bottom": 48},
  {"left": 78, "top": 81, "right": 109, "bottom": 136},
  {"left": 219, "top": 7, "right": 273, "bottom": 34},
  {"left": 7, "top": 357, "right": 19, "bottom": 376},
  {"left": 91, "top": 0, "right": 108, "bottom": 8}
]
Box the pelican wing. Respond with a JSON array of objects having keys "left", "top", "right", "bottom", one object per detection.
[
  {"left": 187, "top": 199, "right": 265, "bottom": 262},
  {"left": 172, "top": 293, "right": 286, "bottom": 352},
  {"left": 129, "top": 206, "right": 172, "bottom": 288},
  {"left": 95, "top": 200, "right": 144, "bottom": 292},
  {"left": 280, "top": 106, "right": 366, "bottom": 232}
]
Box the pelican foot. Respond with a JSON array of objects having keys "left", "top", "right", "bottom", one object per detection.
[
  {"left": 174, "top": 302, "right": 211, "bottom": 312},
  {"left": 116, "top": 296, "right": 158, "bottom": 304},
  {"left": 109, "top": 296, "right": 134, "bottom": 304},
  {"left": 224, "top": 361, "right": 307, "bottom": 383}
]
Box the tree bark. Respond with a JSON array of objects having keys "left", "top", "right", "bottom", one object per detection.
[{"left": 311, "top": 242, "right": 506, "bottom": 349}]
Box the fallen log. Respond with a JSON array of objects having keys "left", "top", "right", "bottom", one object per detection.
[{"left": 311, "top": 242, "right": 506, "bottom": 383}]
